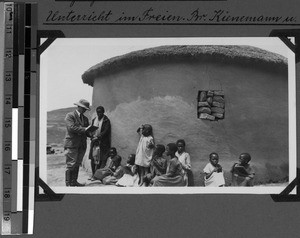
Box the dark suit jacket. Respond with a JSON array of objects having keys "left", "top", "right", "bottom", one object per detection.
[{"left": 64, "top": 110, "right": 89, "bottom": 149}]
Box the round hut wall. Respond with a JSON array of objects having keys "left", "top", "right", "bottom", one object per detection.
[{"left": 82, "top": 46, "right": 288, "bottom": 185}]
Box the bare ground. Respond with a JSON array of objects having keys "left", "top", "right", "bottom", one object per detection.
[
  {"left": 47, "top": 151, "right": 288, "bottom": 188},
  {"left": 47, "top": 151, "right": 111, "bottom": 187}
]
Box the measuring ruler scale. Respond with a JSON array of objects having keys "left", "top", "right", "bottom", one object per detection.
[{"left": 1, "top": 2, "right": 37, "bottom": 235}]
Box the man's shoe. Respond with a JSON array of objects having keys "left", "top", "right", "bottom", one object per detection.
[
  {"left": 70, "top": 166, "right": 85, "bottom": 186},
  {"left": 71, "top": 181, "right": 85, "bottom": 187}
]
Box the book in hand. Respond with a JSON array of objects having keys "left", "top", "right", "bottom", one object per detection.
[
  {"left": 232, "top": 165, "right": 249, "bottom": 177},
  {"left": 85, "top": 125, "right": 98, "bottom": 133}
]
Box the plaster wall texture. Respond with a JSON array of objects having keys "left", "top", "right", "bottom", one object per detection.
[{"left": 91, "top": 61, "right": 288, "bottom": 185}]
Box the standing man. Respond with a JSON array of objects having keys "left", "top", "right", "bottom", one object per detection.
[
  {"left": 89, "top": 106, "right": 111, "bottom": 177},
  {"left": 64, "top": 99, "right": 91, "bottom": 187}
]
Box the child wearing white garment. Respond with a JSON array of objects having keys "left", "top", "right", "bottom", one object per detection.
[
  {"left": 203, "top": 152, "right": 225, "bottom": 187},
  {"left": 175, "top": 139, "right": 194, "bottom": 186},
  {"left": 135, "top": 124, "right": 155, "bottom": 186}
]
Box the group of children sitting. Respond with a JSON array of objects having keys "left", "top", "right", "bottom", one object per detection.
[
  {"left": 203, "top": 152, "right": 255, "bottom": 187},
  {"left": 89, "top": 124, "right": 255, "bottom": 187}
]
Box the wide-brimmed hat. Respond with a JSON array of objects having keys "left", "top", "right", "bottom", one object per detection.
[{"left": 74, "top": 99, "right": 91, "bottom": 110}]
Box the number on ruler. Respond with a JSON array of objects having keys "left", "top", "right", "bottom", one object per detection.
[
  {"left": 5, "top": 4, "right": 13, "bottom": 12},
  {"left": 5, "top": 49, "right": 12, "bottom": 58},
  {"left": 5, "top": 97, "right": 11, "bottom": 105},
  {"left": 4, "top": 119, "right": 12, "bottom": 128},
  {"left": 5, "top": 96, "right": 12, "bottom": 105},
  {"left": 4, "top": 143, "right": 11, "bottom": 152},
  {"left": 5, "top": 3, "right": 13, "bottom": 23},
  {"left": 5, "top": 25, "right": 12, "bottom": 34},
  {"left": 3, "top": 213, "right": 11, "bottom": 222},
  {"left": 3, "top": 190, "right": 10, "bottom": 200},
  {"left": 5, "top": 73, "right": 12, "bottom": 81},
  {"left": 4, "top": 166, "right": 11, "bottom": 174}
]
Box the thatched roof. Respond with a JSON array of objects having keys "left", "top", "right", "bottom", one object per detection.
[{"left": 82, "top": 45, "right": 288, "bottom": 86}]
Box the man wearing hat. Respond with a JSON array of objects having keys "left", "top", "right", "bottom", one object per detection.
[{"left": 64, "top": 99, "right": 91, "bottom": 187}]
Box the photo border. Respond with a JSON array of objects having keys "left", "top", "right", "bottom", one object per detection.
[{"left": 39, "top": 36, "right": 297, "bottom": 195}]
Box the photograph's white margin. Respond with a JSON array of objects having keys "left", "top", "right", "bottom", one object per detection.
[
  {"left": 39, "top": 37, "right": 297, "bottom": 194},
  {"left": 39, "top": 41, "right": 48, "bottom": 189},
  {"left": 288, "top": 38, "right": 297, "bottom": 194}
]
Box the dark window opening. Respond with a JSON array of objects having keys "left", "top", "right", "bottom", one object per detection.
[{"left": 197, "top": 90, "right": 225, "bottom": 121}]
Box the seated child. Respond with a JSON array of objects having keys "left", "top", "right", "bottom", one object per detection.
[
  {"left": 175, "top": 139, "right": 194, "bottom": 186},
  {"left": 152, "top": 143, "right": 185, "bottom": 187},
  {"left": 231, "top": 153, "right": 255, "bottom": 186},
  {"left": 143, "top": 144, "right": 167, "bottom": 186},
  {"left": 102, "top": 164, "right": 124, "bottom": 185},
  {"left": 203, "top": 152, "right": 225, "bottom": 187},
  {"left": 93, "top": 147, "right": 122, "bottom": 183},
  {"left": 116, "top": 154, "right": 139, "bottom": 187}
]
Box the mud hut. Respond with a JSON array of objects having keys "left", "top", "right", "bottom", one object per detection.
[{"left": 82, "top": 45, "right": 288, "bottom": 185}]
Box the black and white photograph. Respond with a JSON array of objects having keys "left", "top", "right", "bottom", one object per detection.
[
  {"left": 40, "top": 37, "right": 296, "bottom": 194},
  {"left": 2, "top": 0, "right": 300, "bottom": 236}
]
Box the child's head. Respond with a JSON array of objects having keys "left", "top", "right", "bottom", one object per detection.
[
  {"left": 109, "top": 147, "right": 117, "bottom": 157},
  {"left": 127, "top": 154, "right": 136, "bottom": 165},
  {"left": 176, "top": 139, "right": 186, "bottom": 153},
  {"left": 142, "top": 124, "right": 153, "bottom": 137},
  {"left": 112, "top": 155, "right": 122, "bottom": 167},
  {"left": 209, "top": 152, "right": 219, "bottom": 166},
  {"left": 239, "top": 153, "right": 251, "bottom": 165},
  {"left": 153, "top": 144, "right": 165, "bottom": 157},
  {"left": 166, "top": 143, "right": 177, "bottom": 156}
]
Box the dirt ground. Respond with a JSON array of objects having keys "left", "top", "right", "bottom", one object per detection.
[
  {"left": 47, "top": 151, "right": 109, "bottom": 187},
  {"left": 47, "top": 151, "right": 288, "bottom": 188}
]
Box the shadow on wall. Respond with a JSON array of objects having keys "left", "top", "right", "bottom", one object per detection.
[
  {"left": 106, "top": 95, "right": 228, "bottom": 158},
  {"left": 192, "top": 161, "right": 289, "bottom": 186},
  {"left": 101, "top": 95, "right": 289, "bottom": 185}
]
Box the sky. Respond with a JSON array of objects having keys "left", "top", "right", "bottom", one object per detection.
[{"left": 40, "top": 37, "right": 292, "bottom": 111}]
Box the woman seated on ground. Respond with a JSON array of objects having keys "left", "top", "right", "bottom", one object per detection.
[
  {"left": 102, "top": 163, "right": 124, "bottom": 185},
  {"left": 231, "top": 153, "right": 255, "bottom": 187},
  {"left": 143, "top": 144, "right": 167, "bottom": 187},
  {"left": 203, "top": 152, "right": 225, "bottom": 187},
  {"left": 92, "top": 147, "right": 122, "bottom": 184},
  {"left": 152, "top": 143, "right": 185, "bottom": 187},
  {"left": 116, "top": 154, "right": 139, "bottom": 187},
  {"left": 175, "top": 139, "right": 194, "bottom": 186}
]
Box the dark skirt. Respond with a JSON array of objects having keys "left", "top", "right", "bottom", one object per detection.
[
  {"left": 152, "top": 174, "right": 185, "bottom": 187},
  {"left": 186, "top": 169, "right": 194, "bottom": 186},
  {"left": 94, "top": 168, "right": 112, "bottom": 181}
]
